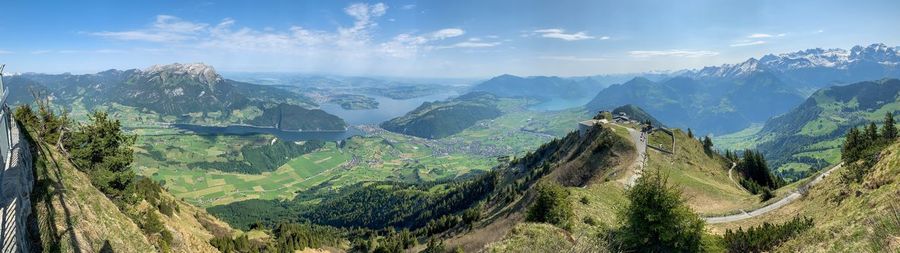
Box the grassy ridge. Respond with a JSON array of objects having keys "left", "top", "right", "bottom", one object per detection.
[{"left": 709, "top": 140, "right": 900, "bottom": 252}]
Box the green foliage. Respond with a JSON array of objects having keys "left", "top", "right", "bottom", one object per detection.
[
  {"left": 210, "top": 234, "right": 259, "bottom": 253},
  {"left": 209, "top": 171, "right": 498, "bottom": 230},
  {"left": 840, "top": 117, "right": 897, "bottom": 185},
  {"left": 247, "top": 103, "right": 346, "bottom": 131},
  {"left": 420, "top": 238, "right": 446, "bottom": 253},
  {"left": 211, "top": 223, "right": 343, "bottom": 253},
  {"left": 722, "top": 216, "right": 814, "bottom": 253},
  {"left": 190, "top": 140, "right": 325, "bottom": 174},
  {"left": 135, "top": 209, "right": 174, "bottom": 250},
  {"left": 616, "top": 169, "right": 705, "bottom": 252},
  {"left": 64, "top": 111, "right": 137, "bottom": 200},
  {"left": 702, "top": 136, "right": 714, "bottom": 155},
  {"left": 580, "top": 196, "right": 590, "bottom": 205},
  {"left": 526, "top": 182, "right": 574, "bottom": 230},
  {"left": 381, "top": 92, "right": 503, "bottom": 139},
  {"left": 884, "top": 112, "right": 897, "bottom": 140},
  {"left": 736, "top": 150, "right": 781, "bottom": 193}
]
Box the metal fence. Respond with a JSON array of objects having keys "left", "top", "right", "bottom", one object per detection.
[{"left": 0, "top": 64, "right": 9, "bottom": 168}]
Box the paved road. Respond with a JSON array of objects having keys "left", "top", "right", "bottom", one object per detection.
[
  {"left": 625, "top": 128, "right": 648, "bottom": 187},
  {"left": 704, "top": 163, "right": 843, "bottom": 224}
]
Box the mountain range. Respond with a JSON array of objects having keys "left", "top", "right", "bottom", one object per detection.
[
  {"left": 469, "top": 74, "right": 612, "bottom": 102},
  {"left": 2, "top": 63, "right": 346, "bottom": 131},
  {"left": 583, "top": 43, "right": 900, "bottom": 134},
  {"left": 726, "top": 78, "right": 900, "bottom": 180}
]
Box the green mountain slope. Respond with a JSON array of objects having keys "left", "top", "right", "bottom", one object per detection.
[
  {"left": 718, "top": 78, "right": 900, "bottom": 181},
  {"left": 470, "top": 74, "right": 607, "bottom": 101},
  {"left": 381, "top": 92, "right": 503, "bottom": 139},
  {"left": 710, "top": 138, "right": 900, "bottom": 252},
  {"left": 24, "top": 123, "right": 232, "bottom": 252},
  {"left": 586, "top": 73, "right": 805, "bottom": 135},
  {"left": 5, "top": 63, "right": 346, "bottom": 131}
]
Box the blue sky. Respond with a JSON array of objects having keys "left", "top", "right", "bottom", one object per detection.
[{"left": 1, "top": 0, "right": 899, "bottom": 78}]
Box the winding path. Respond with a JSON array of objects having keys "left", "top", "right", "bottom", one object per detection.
[
  {"left": 727, "top": 162, "right": 742, "bottom": 190},
  {"left": 704, "top": 163, "right": 843, "bottom": 224},
  {"left": 625, "top": 127, "right": 648, "bottom": 187}
]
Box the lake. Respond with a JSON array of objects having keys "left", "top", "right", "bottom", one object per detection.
[
  {"left": 172, "top": 92, "right": 458, "bottom": 141},
  {"left": 172, "top": 124, "right": 365, "bottom": 142},
  {"left": 319, "top": 91, "right": 459, "bottom": 125}
]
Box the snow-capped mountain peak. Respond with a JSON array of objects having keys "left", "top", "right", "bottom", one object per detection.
[{"left": 685, "top": 43, "right": 899, "bottom": 79}]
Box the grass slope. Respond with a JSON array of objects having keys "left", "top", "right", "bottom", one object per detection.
[
  {"left": 709, "top": 140, "right": 900, "bottom": 252},
  {"left": 28, "top": 127, "right": 232, "bottom": 252},
  {"left": 452, "top": 122, "right": 750, "bottom": 252},
  {"left": 716, "top": 79, "right": 900, "bottom": 181}
]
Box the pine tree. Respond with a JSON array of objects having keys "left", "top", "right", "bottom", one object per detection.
[
  {"left": 884, "top": 112, "right": 897, "bottom": 141},
  {"left": 842, "top": 127, "right": 862, "bottom": 163},
  {"left": 702, "top": 136, "right": 714, "bottom": 154},
  {"left": 865, "top": 122, "right": 879, "bottom": 142},
  {"left": 618, "top": 169, "right": 704, "bottom": 252},
  {"left": 687, "top": 128, "right": 694, "bottom": 138}
]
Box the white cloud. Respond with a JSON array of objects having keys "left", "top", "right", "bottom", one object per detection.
[
  {"left": 0, "top": 50, "right": 12, "bottom": 54},
  {"left": 539, "top": 56, "right": 606, "bottom": 62},
  {"left": 438, "top": 41, "right": 501, "bottom": 49},
  {"left": 379, "top": 28, "right": 470, "bottom": 57},
  {"left": 91, "top": 15, "right": 208, "bottom": 42},
  {"left": 599, "top": 36, "right": 611, "bottom": 40},
  {"left": 31, "top": 50, "right": 51, "bottom": 54},
  {"left": 746, "top": 33, "right": 786, "bottom": 39},
  {"left": 401, "top": 4, "right": 416, "bottom": 10},
  {"left": 88, "top": 3, "right": 465, "bottom": 59},
  {"left": 431, "top": 28, "right": 464, "bottom": 40},
  {"left": 747, "top": 33, "right": 773, "bottom": 38},
  {"left": 533, "top": 28, "right": 595, "bottom": 41},
  {"left": 629, "top": 50, "right": 719, "bottom": 58},
  {"left": 730, "top": 40, "right": 767, "bottom": 47}
]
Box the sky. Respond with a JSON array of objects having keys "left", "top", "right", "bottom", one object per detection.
[{"left": 1, "top": 0, "right": 899, "bottom": 78}]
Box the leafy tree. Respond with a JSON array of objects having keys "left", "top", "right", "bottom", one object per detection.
[
  {"left": 526, "top": 181, "right": 574, "bottom": 230},
  {"left": 884, "top": 112, "right": 897, "bottom": 140},
  {"left": 616, "top": 169, "right": 704, "bottom": 252}
]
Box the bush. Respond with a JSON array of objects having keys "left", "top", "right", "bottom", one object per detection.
[
  {"left": 616, "top": 169, "right": 705, "bottom": 252},
  {"left": 583, "top": 216, "right": 598, "bottom": 226},
  {"left": 723, "top": 216, "right": 813, "bottom": 252},
  {"left": 526, "top": 182, "right": 574, "bottom": 230}
]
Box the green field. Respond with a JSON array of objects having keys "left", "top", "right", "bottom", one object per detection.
[
  {"left": 132, "top": 127, "right": 503, "bottom": 207},
  {"left": 120, "top": 97, "right": 593, "bottom": 208}
]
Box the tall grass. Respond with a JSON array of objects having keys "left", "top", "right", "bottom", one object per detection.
[{"left": 868, "top": 203, "right": 900, "bottom": 252}]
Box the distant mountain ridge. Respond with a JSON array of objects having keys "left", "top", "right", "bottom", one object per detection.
[
  {"left": 586, "top": 43, "right": 900, "bottom": 135},
  {"left": 380, "top": 92, "right": 502, "bottom": 139},
  {"left": 469, "top": 74, "right": 611, "bottom": 101},
  {"left": 4, "top": 63, "right": 346, "bottom": 131}
]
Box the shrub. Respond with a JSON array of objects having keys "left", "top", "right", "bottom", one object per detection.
[
  {"left": 722, "top": 216, "right": 813, "bottom": 252},
  {"left": 526, "top": 182, "right": 574, "bottom": 230},
  {"left": 616, "top": 169, "right": 705, "bottom": 252}
]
